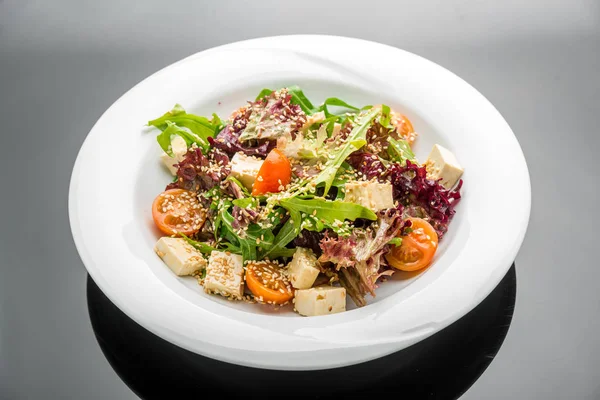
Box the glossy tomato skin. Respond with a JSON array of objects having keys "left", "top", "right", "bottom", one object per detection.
[
  {"left": 252, "top": 149, "right": 292, "bottom": 196},
  {"left": 152, "top": 189, "right": 206, "bottom": 236},
  {"left": 392, "top": 113, "right": 416, "bottom": 146},
  {"left": 386, "top": 218, "right": 438, "bottom": 272},
  {"left": 245, "top": 261, "right": 294, "bottom": 305}
]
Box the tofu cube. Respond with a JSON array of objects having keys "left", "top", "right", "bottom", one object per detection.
[
  {"left": 344, "top": 181, "right": 395, "bottom": 211},
  {"left": 204, "top": 251, "right": 244, "bottom": 299},
  {"left": 229, "top": 152, "right": 264, "bottom": 191},
  {"left": 160, "top": 135, "right": 188, "bottom": 175},
  {"left": 287, "top": 247, "right": 320, "bottom": 289},
  {"left": 154, "top": 237, "right": 207, "bottom": 276},
  {"left": 294, "top": 286, "right": 347, "bottom": 316},
  {"left": 160, "top": 153, "right": 179, "bottom": 175},
  {"left": 424, "top": 144, "right": 464, "bottom": 189}
]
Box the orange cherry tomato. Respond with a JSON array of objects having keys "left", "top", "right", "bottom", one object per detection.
[
  {"left": 152, "top": 189, "right": 206, "bottom": 236},
  {"left": 373, "top": 105, "right": 416, "bottom": 146},
  {"left": 386, "top": 218, "right": 438, "bottom": 272},
  {"left": 390, "top": 111, "right": 416, "bottom": 146},
  {"left": 245, "top": 261, "right": 294, "bottom": 305},
  {"left": 251, "top": 148, "right": 292, "bottom": 196}
]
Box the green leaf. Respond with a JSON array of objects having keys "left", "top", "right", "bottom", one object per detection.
[
  {"left": 255, "top": 88, "right": 274, "bottom": 101},
  {"left": 260, "top": 209, "right": 301, "bottom": 260},
  {"left": 287, "top": 85, "right": 315, "bottom": 114},
  {"left": 157, "top": 121, "right": 209, "bottom": 155},
  {"left": 263, "top": 247, "right": 296, "bottom": 259},
  {"left": 380, "top": 104, "right": 391, "bottom": 128},
  {"left": 179, "top": 234, "right": 217, "bottom": 254},
  {"left": 211, "top": 113, "right": 224, "bottom": 132},
  {"left": 280, "top": 197, "right": 377, "bottom": 224},
  {"left": 148, "top": 104, "right": 221, "bottom": 142},
  {"left": 218, "top": 208, "right": 260, "bottom": 261},
  {"left": 232, "top": 197, "right": 257, "bottom": 208},
  {"left": 244, "top": 223, "right": 275, "bottom": 248},
  {"left": 313, "top": 107, "right": 380, "bottom": 195},
  {"left": 323, "top": 115, "right": 340, "bottom": 136},
  {"left": 239, "top": 239, "right": 257, "bottom": 261},
  {"left": 318, "top": 97, "right": 359, "bottom": 117},
  {"left": 388, "top": 237, "right": 403, "bottom": 247},
  {"left": 387, "top": 136, "right": 416, "bottom": 165}
]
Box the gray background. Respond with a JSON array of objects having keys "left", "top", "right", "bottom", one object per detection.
[{"left": 1, "top": 0, "right": 599, "bottom": 398}]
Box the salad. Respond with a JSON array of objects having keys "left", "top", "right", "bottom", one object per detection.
[{"left": 149, "top": 87, "right": 463, "bottom": 316}]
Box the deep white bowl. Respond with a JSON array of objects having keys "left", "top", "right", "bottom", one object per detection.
[{"left": 69, "top": 35, "right": 530, "bottom": 370}]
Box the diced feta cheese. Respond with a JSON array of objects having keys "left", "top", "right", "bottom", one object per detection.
[
  {"left": 204, "top": 251, "right": 244, "bottom": 299},
  {"left": 160, "top": 153, "right": 179, "bottom": 175},
  {"left": 154, "top": 237, "right": 207, "bottom": 276},
  {"left": 301, "top": 111, "right": 326, "bottom": 131},
  {"left": 229, "top": 152, "right": 264, "bottom": 191},
  {"left": 344, "top": 181, "right": 395, "bottom": 211},
  {"left": 294, "top": 286, "right": 346, "bottom": 316},
  {"left": 424, "top": 144, "right": 464, "bottom": 189},
  {"left": 287, "top": 247, "right": 320, "bottom": 289},
  {"left": 160, "top": 135, "right": 188, "bottom": 175}
]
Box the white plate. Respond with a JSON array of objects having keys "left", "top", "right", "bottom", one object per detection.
[{"left": 69, "top": 35, "right": 530, "bottom": 370}]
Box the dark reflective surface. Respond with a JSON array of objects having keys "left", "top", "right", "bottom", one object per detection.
[{"left": 87, "top": 264, "right": 515, "bottom": 400}]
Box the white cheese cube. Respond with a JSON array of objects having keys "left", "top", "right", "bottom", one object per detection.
[
  {"left": 154, "top": 237, "right": 207, "bottom": 276},
  {"left": 425, "top": 144, "right": 464, "bottom": 189},
  {"left": 160, "top": 135, "right": 188, "bottom": 175},
  {"left": 287, "top": 248, "right": 320, "bottom": 289},
  {"left": 160, "top": 153, "right": 179, "bottom": 175},
  {"left": 294, "top": 286, "right": 346, "bottom": 316},
  {"left": 344, "top": 181, "right": 395, "bottom": 211},
  {"left": 229, "top": 152, "right": 264, "bottom": 191},
  {"left": 204, "top": 251, "right": 244, "bottom": 299}
]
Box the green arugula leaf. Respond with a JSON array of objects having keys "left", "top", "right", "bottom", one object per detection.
[
  {"left": 318, "top": 97, "right": 359, "bottom": 117},
  {"left": 157, "top": 121, "right": 209, "bottom": 155},
  {"left": 380, "top": 104, "right": 391, "bottom": 128},
  {"left": 287, "top": 85, "right": 315, "bottom": 114},
  {"left": 263, "top": 247, "right": 296, "bottom": 259},
  {"left": 232, "top": 197, "right": 257, "bottom": 208},
  {"left": 218, "top": 208, "right": 260, "bottom": 261},
  {"left": 239, "top": 239, "right": 257, "bottom": 261},
  {"left": 255, "top": 88, "right": 274, "bottom": 101},
  {"left": 244, "top": 223, "right": 275, "bottom": 248},
  {"left": 313, "top": 107, "right": 380, "bottom": 194},
  {"left": 329, "top": 162, "right": 352, "bottom": 200},
  {"left": 212, "top": 196, "right": 232, "bottom": 241},
  {"left": 260, "top": 209, "right": 301, "bottom": 260},
  {"left": 387, "top": 136, "right": 416, "bottom": 165},
  {"left": 280, "top": 197, "right": 377, "bottom": 224},
  {"left": 322, "top": 115, "right": 340, "bottom": 136},
  {"left": 148, "top": 104, "right": 221, "bottom": 141},
  {"left": 179, "top": 234, "right": 217, "bottom": 254}
]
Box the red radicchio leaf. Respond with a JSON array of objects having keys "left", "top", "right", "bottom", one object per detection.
[
  {"left": 166, "top": 147, "right": 231, "bottom": 192},
  {"left": 318, "top": 208, "right": 404, "bottom": 307},
  {"left": 347, "top": 152, "right": 387, "bottom": 181},
  {"left": 386, "top": 160, "right": 462, "bottom": 239}
]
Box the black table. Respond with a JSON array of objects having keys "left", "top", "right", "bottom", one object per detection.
[{"left": 87, "top": 265, "right": 516, "bottom": 400}]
